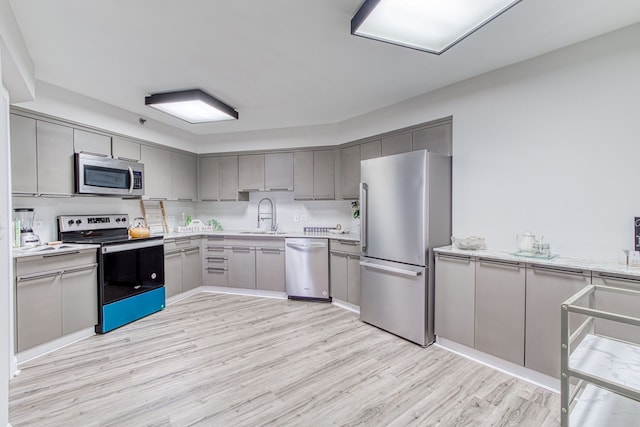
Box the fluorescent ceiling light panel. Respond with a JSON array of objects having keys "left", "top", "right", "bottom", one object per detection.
[
  {"left": 145, "top": 89, "right": 238, "bottom": 123},
  {"left": 351, "top": 0, "right": 522, "bottom": 54}
]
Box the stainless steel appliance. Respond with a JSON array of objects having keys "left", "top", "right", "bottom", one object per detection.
[
  {"left": 59, "top": 214, "right": 165, "bottom": 333},
  {"left": 359, "top": 150, "right": 451, "bottom": 346},
  {"left": 285, "top": 238, "right": 330, "bottom": 301},
  {"left": 13, "top": 208, "right": 41, "bottom": 246},
  {"left": 75, "top": 152, "right": 144, "bottom": 196}
]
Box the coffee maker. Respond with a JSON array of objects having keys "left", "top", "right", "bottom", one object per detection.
[{"left": 14, "top": 208, "right": 41, "bottom": 247}]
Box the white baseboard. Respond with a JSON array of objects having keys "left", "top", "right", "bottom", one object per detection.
[
  {"left": 332, "top": 298, "right": 360, "bottom": 315},
  {"left": 166, "top": 287, "right": 203, "bottom": 305},
  {"left": 16, "top": 327, "right": 95, "bottom": 366},
  {"left": 201, "top": 286, "right": 288, "bottom": 300},
  {"left": 435, "top": 337, "right": 559, "bottom": 393}
]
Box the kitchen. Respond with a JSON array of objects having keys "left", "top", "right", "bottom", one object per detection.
[{"left": 1, "top": 0, "right": 640, "bottom": 426}]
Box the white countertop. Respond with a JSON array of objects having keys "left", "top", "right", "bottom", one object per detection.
[
  {"left": 434, "top": 245, "right": 640, "bottom": 278},
  {"left": 163, "top": 230, "right": 360, "bottom": 242},
  {"left": 13, "top": 243, "right": 100, "bottom": 259}
]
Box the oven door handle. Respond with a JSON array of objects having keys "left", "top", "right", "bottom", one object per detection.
[
  {"left": 128, "top": 166, "right": 134, "bottom": 194},
  {"left": 102, "top": 239, "right": 163, "bottom": 254}
]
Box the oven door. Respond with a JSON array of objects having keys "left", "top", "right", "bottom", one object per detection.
[
  {"left": 75, "top": 152, "right": 144, "bottom": 196},
  {"left": 100, "top": 239, "right": 164, "bottom": 305}
]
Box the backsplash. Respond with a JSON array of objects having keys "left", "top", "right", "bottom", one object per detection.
[{"left": 12, "top": 192, "right": 356, "bottom": 243}]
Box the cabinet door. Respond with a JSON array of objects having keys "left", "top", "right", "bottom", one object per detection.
[
  {"left": 10, "top": 114, "right": 38, "bottom": 194},
  {"left": 525, "top": 265, "right": 590, "bottom": 378},
  {"left": 182, "top": 246, "right": 202, "bottom": 291},
  {"left": 330, "top": 251, "right": 348, "bottom": 301},
  {"left": 228, "top": 246, "right": 256, "bottom": 289},
  {"left": 340, "top": 145, "right": 360, "bottom": 200},
  {"left": 347, "top": 254, "right": 361, "bottom": 305},
  {"left": 434, "top": 253, "right": 476, "bottom": 347},
  {"left": 238, "top": 154, "right": 265, "bottom": 192},
  {"left": 313, "top": 150, "right": 335, "bottom": 200},
  {"left": 61, "top": 263, "right": 98, "bottom": 334},
  {"left": 141, "top": 145, "right": 172, "bottom": 199},
  {"left": 73, "top": 129, "right": 111, "bottom": 156},
  {"left": 164, "top": 250, "right": 183, "bottom": 298},
  {"left": 265, "top": 152, "right": 293, "bottom": 191},
  {"left": 412, "top": 122, "right": 452, "bottom": 155},
  {"left": 256, "top": 247, "right": 285, "bottom": 292},
  {"left": 171, "top": 152, "right": 198, "bottom": 201},
  {"left": 360, "top": 140, "right": 381, "bottom": 161},
  {"left": 475, "top": 258, "right": 525, "bottom": 365},
  {"left": 16, "top": 271, "right": 62, "bottom": 352},
  {"left": 219, "top": 156, "right": 239, "bottom": 201},
  {"left": 293, "top": 151, "right": 314, "bottom": 200},
  {"left": 381, "top": 133, "right": 412, "bottom": 157},
  {"left": 37, "top": 120, "right": 74, "bottom": 195},
  {"left": 199, "top": 157, "right": 220, "bottom": 201},
  {"left": 592, "top": 274, "right": 640, "bottom": 345},
  {"left": 112, "top": 136, "right": 141, "bottom": 161}
]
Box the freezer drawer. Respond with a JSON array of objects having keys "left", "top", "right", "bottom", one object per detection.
[{"left": 359, "top": 257, "right": 429, "bottom": 346}]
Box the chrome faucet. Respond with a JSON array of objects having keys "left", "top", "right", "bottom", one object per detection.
[{"left": 257, "top": 197, "right": 277, "bottom": 231}]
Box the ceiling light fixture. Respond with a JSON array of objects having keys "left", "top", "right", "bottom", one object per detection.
[
  {"left": 351, "top": 0, "right": 522, "bottom": 55},
  {"left": 145, "top": 89, "right": 238, "bottom": 123}
]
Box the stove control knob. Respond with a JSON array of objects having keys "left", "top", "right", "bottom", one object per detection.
[
  {"left": 121, "top": 217, "right": 127, "bottom": 223},
  {"left": 115, "top": 218, "right": 121, "bottom": 223},
  {"left": 67, "top": 219, "right": 74, "bottom": 226},
  {"left": 76, "top": 219, "right": 82, "bottom": 225}
]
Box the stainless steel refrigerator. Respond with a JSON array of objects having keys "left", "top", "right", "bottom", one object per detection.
[{"left": 359, "top": 150, "right": 451, "bottom": 346}]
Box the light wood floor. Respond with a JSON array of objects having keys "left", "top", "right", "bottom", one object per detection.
[{"left": 9, "top": 293, "right": 560, "bottom": 426}]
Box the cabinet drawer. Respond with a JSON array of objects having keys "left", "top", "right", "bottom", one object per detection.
[
  {"left": 330, "top": 239, "right": 359, "bottom": 255},
  {"left": 227, "top": 237, "right": 283, "bottom": 248},
  {"left": 16, "top": 250, "right": 97, "bottom": 276},
  {"left": 204, "top": 266, "right": 228, "bottom": 286},
  {"left": 205, "top": 254, "right": 228, "bottom": 266}
]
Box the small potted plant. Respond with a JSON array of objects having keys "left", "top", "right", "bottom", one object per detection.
[{"left": 351, "top": 200, "right": 360, "bottom": 219}]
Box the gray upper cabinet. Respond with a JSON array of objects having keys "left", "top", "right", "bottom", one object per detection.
[
  {"left": 313, "top": 150, "right": 334, "bottom": 200},
  {"left": 112, "top": 136, "right": 141, "bottom": 161},
  {"left": 219, "top": 156, "right": 239, "bottom": 201},
  {"left": 381, "top": 132, "right": 412, "bottom": 157},
  {"left": 340, "top": 145, "right": 360, "bottom": 200},
  {"left": 475, "top": 258, "right": 526, "bottom": 366},
  {"left": 412, "top": 122, "right": 452, "bottom": 155},
  {"left": 525, "top": 265, "right": 590, "bottom": 378},
  {"left": 264, "top": 152, "right": 293, "bottom": 191},
  {"left": 198, "top": 156, "right": 220, "bottom": 201},
  {"left": 37, "top": 121, "right": 74, "bottom": 195},
  {"left": 238, "top": 154, "right": 265, "bottom": 192},
  {"left": 293, "top": 151, "right": 314, "bottom": 200},
  {"left": 10, "top": 114, "right": 37, "bottom": 195},
  {"left": 171, "top": 152, "right": 198, "bottom": 201},
  {"left": 140, "top": 145, "right": 172, "bottom": 199},
  {"left": 360, "top": 140, "right": 381, "bottom": 161},
  {"left": 434, "top": 253, "right": 476, "bottom": 348},
  {"left": 73, "top": 129, "right": 111, "bottom": 156}
]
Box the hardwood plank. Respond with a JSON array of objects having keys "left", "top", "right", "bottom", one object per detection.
[{"left": 9, "top": 293, "right": 559, "bottom": 426}]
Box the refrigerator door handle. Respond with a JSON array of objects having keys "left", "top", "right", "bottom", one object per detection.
[
  {"left": 360, "top": 182, "right": 368, "bottom": 252},
  {"left": 360, "top": 260, "right": 422, "bottom": 277}
]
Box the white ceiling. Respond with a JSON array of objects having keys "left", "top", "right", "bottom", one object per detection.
[{"left": 8, "top": 0, "right": 640, "bottom": 137}]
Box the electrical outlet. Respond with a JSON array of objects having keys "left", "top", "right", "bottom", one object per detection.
[
  {"left": 300, "top": 214, "right": 308, "bottom": 221},
  {"left": 294, "top": 214, "right": 299, "bottom": 222}
]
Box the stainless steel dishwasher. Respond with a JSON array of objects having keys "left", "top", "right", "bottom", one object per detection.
[{"left": 285, "top": 238, "right": 330, "bottom": 301}]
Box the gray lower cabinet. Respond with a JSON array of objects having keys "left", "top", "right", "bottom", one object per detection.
[
  {"left": 264, "top": 153, "right": 293, "bottom": 191},
  {"left": 141, "top": 145, "right": 172, "bottom": 199},
  {"left": 256, "top": 243, "right": 286, "bottom": 292},
  {"left": 238, "top": 154, "right": 265, "bottom": 192},
  {"left": 10, "top": 114, "right": 37, "bottom": 194},
  {"left": 37, "top": 120, "right": 74, "bottom": 195},
  {"left": 381, "top": 132, "right": 412, "bottom": 157},
  {"left": 525, "top": 265, "right": 590, "bottom": 378},
  {"left": 163, "top": 237, "right": 202, "bottom": 298},
  {"left": 591, "top": 272, "right": 640, "bottom": 345},
  {"left": 475, "top": 258, "right": 526, "bottom": 365},
  {"left": 329, "top": 239, "right": 360, "bottom": 305},
  {"left": 227, "top": 245, "right": 256, "bottom": 289},
  {"left": 15, "top": 249, "right": 98, "bottom": 352},
  {"left": 73, "top": 128, "right": 111, "bottom": 156},
  {"left": 434, "top": 253, "right": 475, "bottom": 347}
]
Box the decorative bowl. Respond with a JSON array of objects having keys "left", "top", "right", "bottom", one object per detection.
[{"left": 451, "top": 236, "right": 486, "bottom": 250}]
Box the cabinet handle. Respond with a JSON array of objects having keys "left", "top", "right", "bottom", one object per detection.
[
  {"left": 207, "top": 256, "right": 227, "bottom": 262},
  {"left": 206, "top": 267, "right": 227, "bottom": 273},
  {"left": 595, "top": 273, "right": 639, "bottom": 283},
  {"left": 206, "top": 246, "right": 225, "bottom": 251},
  {"left": 178, "top": 198, "right": 195, "bottom": 202},
  {"left": 330, "top": 251, "right": 348, "bottom": 257},
  {"left": 437, "top": 253, "right": 472, "bottom": 263},
  {"left": 149, "top": 198, "right": 168, "bottom": 201},
  {"left": 43, "top": 251, "right": 81, "bottom": 258},
  {"left": 313, "top": 197, "right": 334, "bottom": 200},
  {"left": 294, "top": 197, "right": 314, "bottom": 201},
  {"left": 18, "top": 270, "right": 62, "bottom": 283},
  {"left": 184, "top": 248, "right": 200, "bottom": 254},
  {"left": 530, "top": 264, "right": 587, "bottom": 276},
  {"left": 62, "top": 264, "right": 98, "bottom": 275},
  {"left": 240, "top": 188, "right": 260, "bottom": 192},
  {"left": 360, "top": 261, "right": 422, "bottom": 277},
  {"left": 338, "top": 241, "right": 359, "bottom": 246},
  {"left": 260, "top": 248, "right": 281, "bottom": 254},
  {"left": 174, "top": 238, "right": 191, "bottom": 244},
  {"left": 267, "top": 187, "right": 291, "bottom": 191},
  {"left": 478, "top": 258, "right": 522, "bottom": 268},
  {"left": 348, "top": 254, "right": 361, "bottom": 260},
  {"left": 201, "top": 199, "right": 219, "bottom": 202},
  {"left": 220, "top": 198, "right": 238, "bottom": 202},
  {"left": 164, "top": 250, "right": 182, "bottom": 256},
  {"left": 232, "top": 246, "right": 252, "bottom": 252}
]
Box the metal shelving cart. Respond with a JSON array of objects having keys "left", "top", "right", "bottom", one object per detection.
[{"left": 561, "top": 284, "right": 640, "bottom": 426}]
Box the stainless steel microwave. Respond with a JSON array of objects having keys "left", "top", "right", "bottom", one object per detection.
[{"left": 75, "top": 152, "right": 144, "bottom": 196}]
